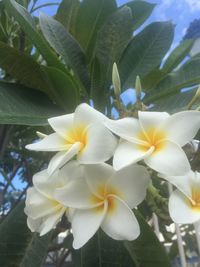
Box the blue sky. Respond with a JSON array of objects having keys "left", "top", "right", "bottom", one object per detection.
[{"left": 4, "top": 0, "right": 199, "bottom": 191}]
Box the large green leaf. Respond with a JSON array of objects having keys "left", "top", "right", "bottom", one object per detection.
[
  {"left": 124, "top": 210, "right": 171, "bottom": 267},
  {"left": 144, "top": 58, "right": 200, "bottom": 103},
  {"left": 151, "top": 87, "right": 199, "bottom": 113},
  {"left": 94, "top": 6, "right": 133, "bottom": 86},
  {"left": 4, "top": 0, "right": 64, "bottom": 70},
  {"left": 55, "top": 0, "right": 80, "bottom": 35},
  {"left": 0, "top": 201, "right": 51, "bottom": 267},
  {"left": 141, "top": 68, "right": 166, "bottom": 91},
  {"left": 43, "top": 66, "right": 79, "bottom": 111},
  {"left": 75, "top": 230, "right": 134, "bottom": 267},
  {"left": 119, "top": 22, "right": 174, "bottom": 89},
  {"left": 0, "top": 41, "right": 48, "bottom": 93},
  {"left": 162, "top": 39, "right": 194, "bottom": 73},
  {"left": 125, "top": 0, "right": 156, "bottom": 31},
  {"left": 39, "top": 13, "right": 90, "bottom": 92},
  {"left": 74, "top": 0, "right": 117, "bottom": 59},
  {"left": 0, "top": 81, "right": 63, "bottom": 125}
]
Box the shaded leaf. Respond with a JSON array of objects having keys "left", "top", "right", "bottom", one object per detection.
[
  {"left": 124, "top": 210, "right": 171, "bottom": 267},
  {"left": 125, "top": 0, "right": 156, "bottom": 31},
  {"left": 74, "top": 0, "right": 117, "bottom": 59},
  {"left": 55, "top": 0, "right": 80, "bottom": 35},
  {"left": 95, "top": 6, "right": 133, "bottom": 86},
  {"left": 4, "top": 0, "right": 64, "bottom": 70},
  {"left": 150, "top": 87, "right": 199, "bottom": 113},
  {"left": 144, "top": 58, "right": 200, "bottom": 103},
  {"left": 0, "top": 81, "right": 63, "bottom": 125},
  {"left": 39, "top": 13, "right": 90, "bottom": 92},
  {"left": 142, "top": 68, "right": 166, "bottom": 91},
  {"left": 75, "top": 230, "right": 134, "bottom": 267},
  {"left": 119, "top": 22, "right": 174, "bottom": 89},
  {"left": 162, "top": 39, "right": 194, "bottom": 73},
  {"left": 0, "top": 41, "right": 48, "bottom": 93},
  {"left": 0, "top": 201, "right": 51, "bottom": 267},
  {"left": 43, "top": 66, "right": 79, "bottom": 111}
]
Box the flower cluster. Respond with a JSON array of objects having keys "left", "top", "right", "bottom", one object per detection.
[{"left": 25, "top": 103, "right": 200, "bottom": 249}]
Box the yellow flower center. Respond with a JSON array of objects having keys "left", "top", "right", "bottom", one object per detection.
[
  {"left": 65, "top": 125, "right": 88, "bottom": 151},
  {"left": 137, "top": 128, "right": 166, "bottom": 153},
  {"left": 190, "top": 187, "right": 200, "bottom": 212},
  {"left": 90, "top": 185, "right": 119, "bottom": 214}
]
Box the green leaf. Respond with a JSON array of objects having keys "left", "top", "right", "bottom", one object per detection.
[
  {"left": 39, "top": 13, "right": 90, "bottom": 92},
  {"left": 74, "top": 0, "right": 117, "bottom": 59},
  {"left": 125, "top": 0, "right": 156, "bottom": 31},
  {"left": 75, "top": 230, "right": 134, "bottom": 267},
  {"left": 4, "top": 0, "right": 64, "bottom": 70},
  {"left": 162, "top": 39, "right": 194, "bottom": 73},
  {"left": 0, "top": 201, "right": 51, "bottom": 267},
  {"left": 55, "top": 0, "right": 80, "bottom": 35},
  {"left": 43, "top": 66, "right": 79, "bottom": 111},
  {"left": 150, "top": 87, "right": 199, "bottom": 113},
  {"left": 124, "top": 210, "right": 171, "bottom": 267},
  {"left": 144, "top": 58, "right": 200, "bottom": 103},
  {"left": 0, "top": 81, "right": 63, "bottom": 125},
  {"left": 95, "top": 6, "right": 133, "bottom": 86},
  {"left": 141, "top": 68, "right": 166, "bottom": 91},
  {"left": 119, "top": 22, "right": 174, "bottom": 89},
  {"left": 90, "top": 57, "right": 105, "bottom": 111},
  {"left": 0, "top": 41, "right": 49, "bottom": 93}
]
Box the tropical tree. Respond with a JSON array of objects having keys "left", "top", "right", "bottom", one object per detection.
[{"left": 0, "top": 0, "right": 200, "bottom": 266}]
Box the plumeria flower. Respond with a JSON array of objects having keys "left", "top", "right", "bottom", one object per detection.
[
  {"left": 54, "top": 163, "right": 150, "bottom": 249},
  {"left": 25, "top": 161, "right": 81, "bottom": 235},
  {"left": 26, "top": 103, "right": 117, "bottom": 175},
  {"left": 162, "top": 170, "right": 200, "bottom": 224},
  {"left": 105, "top": 111, "right": 200, "bottom": 175}
]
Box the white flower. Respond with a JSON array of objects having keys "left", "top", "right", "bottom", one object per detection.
[
  {"left": 26, "top": 103, "right": 117, "bottom": 175},
  {"left": 25, "top": 161, "right": 81, "bottom": 235},
  {"left": 105, "top": 111, "right": 200, "bottom": 175},
  {"left": 165, "top": 170, "right": 200, "bottom": 224},
  {"left": 54, "top": 163, "right": 150, "bottom": 249}
]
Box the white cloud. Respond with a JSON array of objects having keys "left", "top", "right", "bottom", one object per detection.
[{"left": 184, "top": 0, "right": 200, "bottom": 12}]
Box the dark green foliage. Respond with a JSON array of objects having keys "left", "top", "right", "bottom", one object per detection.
[
  {"left": 0, "top": 81, "right": 63, "bottom": 125},
  {"left": 119, "top": 22, "right": 174, "bottom": 89},
  {"left": 124, "top": 210, "right": 171, "bottom": 267},
  {"left": 0, "top": 201, "right": 51, "bottom": 267}
]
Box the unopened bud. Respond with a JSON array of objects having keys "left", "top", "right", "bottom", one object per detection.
[
  {"left": 112, "top": 62, "right": 121, "bottom": 97},
  {"left": 135, "top": 76, "right": 142, "bottom": 100}
]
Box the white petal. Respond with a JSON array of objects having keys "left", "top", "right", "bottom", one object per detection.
[
  {"left": 26, "top": 133, "right": 67, "bottom": 151},
  {"left": 47, "top": 143, "right": 81, "bottom": 175},
  {"left": 48, "top": 113, "right": 74, "bottom": 138},
  {"left": 72, "top": 203, "right": 107, "bottom": 249},
  {"left": 113, "top": 141, "right": 153, "bottom": 170},
  {"left": 108, "top": 164, "right": 150, "bottom": 208},
  {"left": 54, "top": 177, "right": 100, "bottom": 209},
  {"left": 101, "top": 196, "right": 140, "bottom": 241},
  {"left": 78, "top": 124, "right": 117, "bottom": 164},
  {"left": 138, "top": 111, "right": 169, "bottom": 133},
  {"left": 160, "top": 111, "right": 200, "bottom": 146},
  {"left": 105, "top": 117, "right": 143, "bottom": 143},
  {"left": 144, "top": 140, "right": 190, "bottom": 175},
  {"left": 32, "top": 169, "right": 56, "bottom": 198},
  {"left": 25, "top": 188, "right": 61, "bottom": 219},
  {"left": 74, "top": 103, "right": 106, "bottom": 125},
  {"left": 84, "top": 163, "right": 114, "bottom": 198},
  {"left": 159, "top": 170, "right": 193, "bottom": 198},
  {"left": 27, "top": 216, "right": 41, "bottom": 233},
  {"left": 58, "top": 160, "right": 83, "bottom": 184},
  {"left": 39, "top": 207, "right": 66, "bottom": 236},
  {"left": 169, "top": 189, "right": 200, "bottom": 224}
]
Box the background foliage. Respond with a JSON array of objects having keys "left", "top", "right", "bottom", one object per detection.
[{"left": 0, "top": 0, "right": 200, "bottom": 266}]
